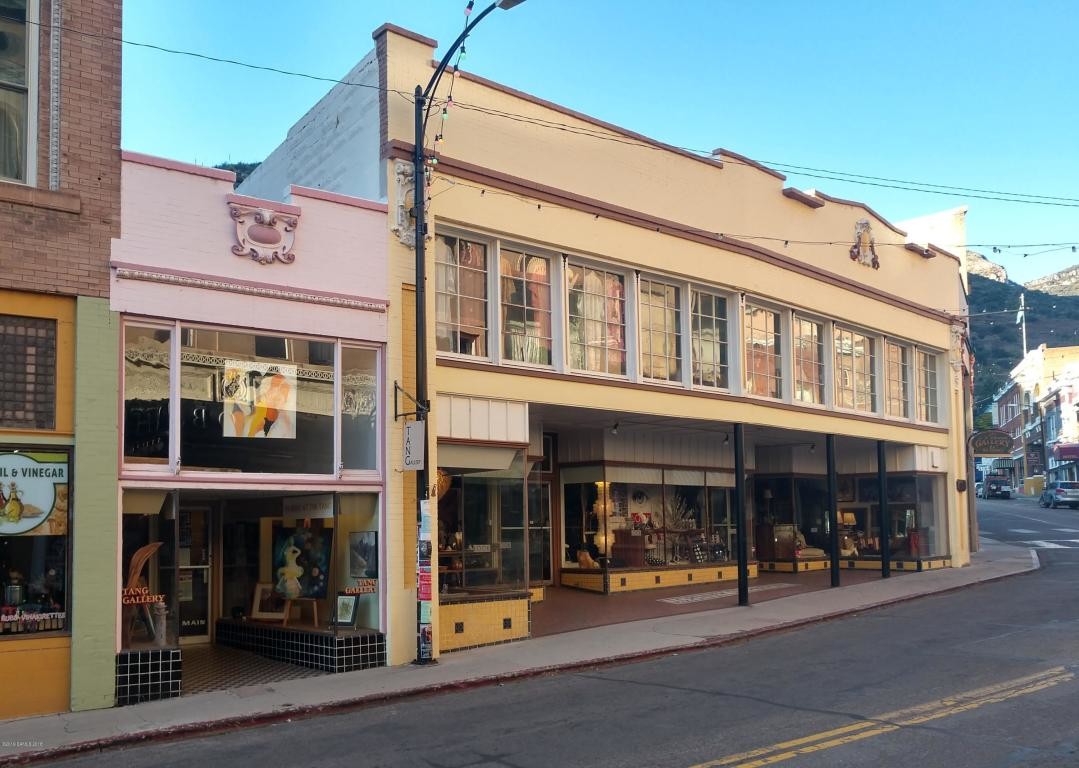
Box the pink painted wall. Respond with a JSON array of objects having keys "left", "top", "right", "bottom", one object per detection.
[{"left": 110, "top": 153, "right": 389, "bottom": 341}]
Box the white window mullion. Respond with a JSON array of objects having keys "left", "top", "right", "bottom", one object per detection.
[
  {"left": 680, "top": 282, "right": 693, "bottom": 389},
  {"left": 170, "top": 321, "right": 182, "bottom": 473},
  {"left": 333, "top": 339, "right": 342, "bottom": 478},
  {"left": 491, "top": 238, "right": 503, "bottom": 366}
]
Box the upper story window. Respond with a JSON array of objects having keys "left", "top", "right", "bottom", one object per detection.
[
  {"left": 435, "top": 235, "right": 488, "bottom": 357},
  {"left": 690, "top": 289, "right": 728, "bottom": 389},
  {"left": 500, "top": 249, "right": 551, "bottom": 366},
  {"left": 0, "top": 0, "right": 29, "bottom": 182},
  {"left": 566, "top": 263, "right": 626, "bottom": 376},
  {"left": 744, "top": 304, "right": 781, "bottom": 399},
  {"left": 0, "top": 313, "right": 56, "bottom": 429},
  {"left": 917, "top": 350, "right": 939, "bottom": 422},
  {"left": 792, "top": 316, "right": 824, "bottom": 404},
  {"left": 639, "top": 277, "right": 681, "bottom": 382},
  {"left": 885, "top": 341, "right": 910, "bottom": 418},
  {"left": 835, "top": 327, "right": 876, "bottom": 412}
]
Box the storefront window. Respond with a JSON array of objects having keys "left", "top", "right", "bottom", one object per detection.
[
  {"left": 121, "top": 490, "right": 178, "bottom": 649},
  {"left": 123, "top": 325, "right": 171, "bottom": 466},
  {"left": 341, "top": 347, "right": 378, "bottom": 471},
  {"left": 608, "top": 467, "right": 663, "bottom": 566},
  {"left": 793, "top": 317, "right": 824, "bottom": 405},
  {"left": 335, "top": 493, "right": 380, "bottom": 630},
  {"left": 179, "top": 328, "right": 334, "bottom": 474},
  {"left": 0, "top": 448, "right": 69, "bottom": 636},
  {"left": 437, "top": 468, "right": 527, "bottom": 594},
  {"left": 527, "top": 482, "right": 551, "bottom": 583},
  {"left": 835, "top": 327, "right": 876, "bottom": 413}
]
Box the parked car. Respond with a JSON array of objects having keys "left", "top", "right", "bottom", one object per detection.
[
  {"left": 975, "top": 481, "right": 985, "bottom": 498},
  {"left": 980, "top": 476, "right": 1013, "bottom": 499},
  {"left": 1039, "top": 481, "right": 1079, "bottom": 509}
]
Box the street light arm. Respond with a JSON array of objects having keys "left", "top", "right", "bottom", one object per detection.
[{"left": 420, "top": 0, "right": 501, "bottom": 141}]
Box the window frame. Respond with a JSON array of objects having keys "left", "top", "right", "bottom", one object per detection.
[
  {"left": 120, "top": 317, "right": 383, "bottom": 483},
  {"left": 833, "top": 324, "right": 878, "bottom": 414},
  {"left": 563, "top": 257, "right": 632, "bottom": 379},
  {"left": 742, "top": 300, "right": 785, "bottom": 401},
  {"left": 493, "top": 239, "right": 558, "bottom": 371},
  {"left": 0, "top": 0, "right": 38, "bottom": 186},
  {"left": 915, "top": 348, "right": 940, "bottom": 424},
  {"left": 884, "top": 339, "right": 912, "bottom": 419},
  {"left": 791, "top": 313, "right": 827, "bottom": 407},
  {"left": 636, "top": 273, "right": 683, "bottom": 384},
  {"left": 433, "top": 231, "right": 493, "bottom": 361},
  {"left": 689, "top": 285, "right": 735, "bottom": 392}
]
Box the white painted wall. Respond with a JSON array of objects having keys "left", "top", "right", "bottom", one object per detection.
[{"left": 239, "top": 51, "right": 383, "bottom": 202}]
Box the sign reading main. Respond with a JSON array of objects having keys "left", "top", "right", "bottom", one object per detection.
[{"left": 969, "top": 429, "right": 1013, "bottom": 458}]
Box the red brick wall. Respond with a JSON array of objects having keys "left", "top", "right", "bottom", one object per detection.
[{"left": 0, "top": 0, "right": 121, "bottom": 300}]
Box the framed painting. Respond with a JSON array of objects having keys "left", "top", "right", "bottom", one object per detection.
[
  {"left": 837, "top": 476, "right": 855, "bottom": 503},
  {"left": 250, "top": 583, "right": 287, "bottom": 620},
  {"left": 332, "top": 595, "right": 358, "bottom": 628},
  {"left": 272, "top": 525, "right": 333, "bottom": 599},
  {"left": 349, "top": 531, "right": 378, "bottom": 579}
]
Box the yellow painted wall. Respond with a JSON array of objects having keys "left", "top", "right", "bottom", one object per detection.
[
  {"left": 439, "top": 597, "right": 528, "bottom": 651},
  {"left": 0, "top": 637, "right": 71, "bottom": 719}
]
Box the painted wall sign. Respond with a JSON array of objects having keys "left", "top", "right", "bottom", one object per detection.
[
  {"left": 968, "top": 430, "right": 1014, "bottom": 457},
  {"left": 343, "top": 578, "right": 378, "bottom": 595},
  {"left": 0, "top": 451, "right": 69, "bottom": 536}
]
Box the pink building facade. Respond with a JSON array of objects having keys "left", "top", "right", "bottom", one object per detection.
[{"left": 109, "top": 152, "right": 390, "bottom": 703}]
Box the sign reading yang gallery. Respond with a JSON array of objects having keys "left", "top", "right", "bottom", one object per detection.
[{"left": 968, "top": 430, "right": 1014, "bottom": 458}]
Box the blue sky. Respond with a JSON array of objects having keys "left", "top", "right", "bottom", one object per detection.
[{"left": 122, "top": 1, "right": 1079, "bottom": 285}]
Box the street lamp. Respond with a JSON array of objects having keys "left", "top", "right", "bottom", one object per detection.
[{"left": 411, "top": 0, "right": 525, "bottom": 664}]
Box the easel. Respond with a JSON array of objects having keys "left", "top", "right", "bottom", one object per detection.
[{"left": 282, "top": 598, "right": 318, "bottom": 627}]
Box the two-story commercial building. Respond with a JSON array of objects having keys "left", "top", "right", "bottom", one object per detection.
[{"left": 240, "top": 23, "right": 973, "bottom": 657}]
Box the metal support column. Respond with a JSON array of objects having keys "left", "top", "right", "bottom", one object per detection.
[
  {"left": 827, "top": 434, "right": 840, "bottom": 587},
  {"left": 878, "top": 440, "right": 890, "bottom": 578},
  {"left": 734, "top": 423, "right": 749, "bottom": 606}
]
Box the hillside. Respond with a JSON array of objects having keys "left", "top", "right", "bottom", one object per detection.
[
  {"left": 1025, "top": 264, "right": 1079, "bottom": 297},
  {"left": 968, "top": 272, "right": 1079, "bottom": 409}
]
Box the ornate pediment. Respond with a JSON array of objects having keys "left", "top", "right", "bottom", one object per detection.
[{"left": 228, "top": 202, "right": 298, "bottom": 265}]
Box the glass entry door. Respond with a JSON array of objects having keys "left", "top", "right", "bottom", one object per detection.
[
  {"left": 177, "top": 506, "right": 212, "bottom": 642},
  {"left": 528, "top": 482, "right": 552, "bottom": 583}
]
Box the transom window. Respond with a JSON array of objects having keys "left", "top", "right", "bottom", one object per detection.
[
  {"left": 0, "top": 313, "right": 56, "bottom": 429},
  {"left": 0, "top": 0, "right": 29, "bottom": 182},
  {"left": 835, "top": 327, "right": 875, "bottom": 412},
  {"left": 690, "top": 290, "right": 728, "bottom": 389},
  {"left": 566, "top": 263, "right": 626, "bottom": 375},
  {"left": 917, "top": 350, "right": 938, "bottom": 422},
  {"left": 435, "top": 235, "right": 488, "bottom": 357},
  {"left": 793, "top": 317, "right": 824, "bottom": 404},
  {"left": 744, "top": 304, "right": 781, "bottom": 399},
  {"left": 639, "top": 277, "right": 681, "bottom": 382},
  {"left": 885, "top": 341, "right": 910, "bottom": 418},
  {"left": 500, "top": 249, "right": 552, "bottom": 366}
]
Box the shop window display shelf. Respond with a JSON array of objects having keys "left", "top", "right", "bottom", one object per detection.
[{"left": 215, "top": 619, "right": 386, "bottom": 673}]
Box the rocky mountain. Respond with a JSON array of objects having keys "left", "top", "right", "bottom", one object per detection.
[
  {"left": 965, "top": 250, "right": 1008, "bottom": 283},
  {"left": 1025, "top": 264, "right": 1079, "bottom": 297}
]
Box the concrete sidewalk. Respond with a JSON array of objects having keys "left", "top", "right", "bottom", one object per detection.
[{"left": 0, "top": 540, "right": 1036, "bottom": 766}]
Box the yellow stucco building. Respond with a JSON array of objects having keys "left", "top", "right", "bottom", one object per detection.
[{"left": 242, "top": 23, "right": 972, "bottom": 661}]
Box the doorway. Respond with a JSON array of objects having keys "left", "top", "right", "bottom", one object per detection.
[{"left": 177, "top": 506, "right": 212, "bottom": 643}]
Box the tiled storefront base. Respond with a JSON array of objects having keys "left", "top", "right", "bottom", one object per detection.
[
  {"left": 115, "top": 648, "right": 182, "bottom": 706},
  {"left": 215, "top": 619, "right": 387, "bottom": 673},
  {"left": 439, "top": 592, "right": 531, "bottom": 652}
]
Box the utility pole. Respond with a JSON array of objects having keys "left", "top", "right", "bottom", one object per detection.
[{"left": 1018, "top": 293, "right": 1028, "bottom": 355}]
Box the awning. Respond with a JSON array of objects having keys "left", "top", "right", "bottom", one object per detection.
[
  {"left": 991, "top": 458, "right": 1016, "bottom": 469},
  {"left": 437, "top": 443, "right": 519, "bottom": 473},
  {"left": 1053, "top": 443, "right": 1079, "bottom": 462}
]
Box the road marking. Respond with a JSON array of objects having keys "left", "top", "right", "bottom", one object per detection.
[
  {"left": 1054, "top": 528, "right": 1079, "bottom": 533},
  {"left": 1008, "top": 528, "right": 1038, "bottom": 533},
  {"left": 1026, "top": 541, "right": 1069, "bottom": 548},
  {"left": 688, "top": 667, "right": 1074, "bottom": 768},
  {"left": 658, "top": 583, "right": 796, "bottom": 604}
]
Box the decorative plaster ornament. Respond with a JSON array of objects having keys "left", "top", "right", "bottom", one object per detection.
[
  {"left": 849, "top": 218, "right": 880, "bottom": 269},
  {"left": 228, "top": 202, "right": 298, "bottom": 264}
]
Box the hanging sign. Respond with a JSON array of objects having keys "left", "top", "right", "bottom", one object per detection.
[
  {"left": 0, "top": 451, "right": 69, "bottom": 536},
  {"left": 968, "top": 430, "right": 1013, "bottom": 458},
  {"left": 403, "top": 420, "right": 425, "bottom": 471}
]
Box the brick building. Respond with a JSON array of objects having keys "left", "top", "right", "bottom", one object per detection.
[{"left": 1, "top": 0, "right": 122, "bottom": 717}]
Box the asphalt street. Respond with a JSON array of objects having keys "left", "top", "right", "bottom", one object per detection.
[
  {"left": 41, "top": 499, "right": 1079, "bottom": 768},
  {"left": 977, "top": 494, "right": 1079, "bottom": 549}
]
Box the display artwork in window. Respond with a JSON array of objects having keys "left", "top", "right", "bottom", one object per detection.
[
  {"left": 349, "top": 531, "right": 378, "bottom": 579},
  {"left": 272, "top": 526, "right": 332, "bottom": 599},
  {"left": 0, "top": 451, "right": 68, "bottom": 536},
  {"left": 221, "top": 361, "right": 297, "bottom": 439}
]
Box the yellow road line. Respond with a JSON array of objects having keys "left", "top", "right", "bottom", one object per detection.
[{"left": 689, "top": 667, "right": 1073, "bottom": 768}]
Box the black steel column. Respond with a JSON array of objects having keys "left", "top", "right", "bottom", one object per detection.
[
  {"left": 878, "top": 440, "right": 890, "bottom": 578},
  {"left": 827, "top": 434, "right": 840, "bottom": 587},
  {"left": 734, "top": 423, "right": 749, "bottom": 606}
]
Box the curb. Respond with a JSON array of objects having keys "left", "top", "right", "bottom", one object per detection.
[{"left": 0, "top": 558, "right": 1038, "bottom": 766}]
